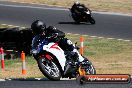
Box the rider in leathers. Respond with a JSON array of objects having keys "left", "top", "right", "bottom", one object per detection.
[
  {"left": 71, "top": 2, "right": 88, "bottom": 15},
  {"left": 31, "top": 20, "right": 89, "bottom": 75}
]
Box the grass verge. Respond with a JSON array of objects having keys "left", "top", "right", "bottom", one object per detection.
[{"left": 9, "top": 0, "right": 132, "bottom": 14}]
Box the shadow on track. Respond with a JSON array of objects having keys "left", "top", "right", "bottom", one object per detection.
[{"left": 58, "top": 22, "right": 92, "bottom": 25}]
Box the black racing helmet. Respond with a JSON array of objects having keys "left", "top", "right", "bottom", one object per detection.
[{"left": 31, "top": 20, "right": 46, "bottom": 35}]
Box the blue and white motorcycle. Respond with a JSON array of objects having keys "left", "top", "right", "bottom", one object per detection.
[{"left": 32, "top": 39, "right": 96, "bottom": 80}]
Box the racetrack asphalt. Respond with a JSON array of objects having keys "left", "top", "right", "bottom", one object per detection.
[{"left": 0, "top": 78, "right": 132, "bottom": 88}]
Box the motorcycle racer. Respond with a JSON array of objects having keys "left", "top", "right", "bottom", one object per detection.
[
  {"left": 31, "top": 20, "right": 92, "bottom": 75},
  {"left": 71, "top": 2, "right": 88, "bottom": 16},
  {"left": 70, "top": 2, "right": 95, "bottom": 24}
]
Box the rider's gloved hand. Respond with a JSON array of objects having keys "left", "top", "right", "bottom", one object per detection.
[{"left": 51, "top": 33, "right": 58, "bottom": 38}]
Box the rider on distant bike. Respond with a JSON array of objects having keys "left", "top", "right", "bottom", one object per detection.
[
  {"left": 31, "top": 20, "right": 90, "bottom": 75},
  {"left": 71, "top": 2, "right": 88, "bottom": 16}
]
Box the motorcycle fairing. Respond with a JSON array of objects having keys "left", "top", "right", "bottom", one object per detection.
[{"left": 43, "top": 42, "right": 66, "bottom": 71}]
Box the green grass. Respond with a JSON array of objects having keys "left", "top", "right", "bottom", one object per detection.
[{"left": 66, "top": 34, "right": 132, "bottom": 75}]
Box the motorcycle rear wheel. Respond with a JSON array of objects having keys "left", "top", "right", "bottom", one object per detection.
[
  {"left": 76, "top": 76, "right": 86, "bottom": 85},
  {"left": 37, "top": 53, "right": 62, "bottom": 81},
  {"left": 86, "top": 63, "right": 96, "bottom": 74},
  {"left": 82, "top": 57, "right": 96, "bottom": 74}
]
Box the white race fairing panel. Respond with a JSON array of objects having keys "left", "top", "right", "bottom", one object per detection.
[{"left": 43, "top": 43, "right": 66, "bottom": 71}]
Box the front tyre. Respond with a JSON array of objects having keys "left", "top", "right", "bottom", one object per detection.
[
  {"left": 37, "top": 54, "right": 61, "bottom": 80},
  {"left": 89, "top": 16, "right": 95, "bottom": 24}
]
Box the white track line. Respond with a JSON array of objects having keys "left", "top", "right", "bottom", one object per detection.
[
  {"left": 35, "top": 78, "right": 41, "bottom": 80},
  {"left": 0, "top": 79, "right": 5, "bottom": 81},
  {"left": 1, "top": 24, "right": 8, "bottom": 26}
]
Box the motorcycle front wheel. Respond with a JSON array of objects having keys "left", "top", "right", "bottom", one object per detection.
[
  {"left": 89, "top": 16, "right": 96, "bottom": 24},
  {"left": 37, "top": 54, "right": 62, "bottom": 81}
]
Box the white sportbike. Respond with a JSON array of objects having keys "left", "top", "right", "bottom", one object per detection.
[{"left": 32, "top": 39, "right": 96, "bottom": 80}]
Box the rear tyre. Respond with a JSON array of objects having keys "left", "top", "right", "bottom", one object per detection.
[
  {"left": 37, "top": 53, "right": 62, "bottom": 81},
  {"left": 76, "top": 76, "right": 86, "bottom": 85},
  {"left": 86, "top": 63, "right": 96, "bottom": 74},
  {"left": 82, "top": 57, "right": 96, "bottom": 74},
  {"left": 71, "top": 14, "right": 80, "bottom": 24}
]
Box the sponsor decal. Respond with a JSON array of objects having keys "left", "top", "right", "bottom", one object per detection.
[
  {"left": 50, "top": 43, "right": 60, "bottom": 51},
  {"left": 77, "top": 74, "right": 131, "bottom": 83}
]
